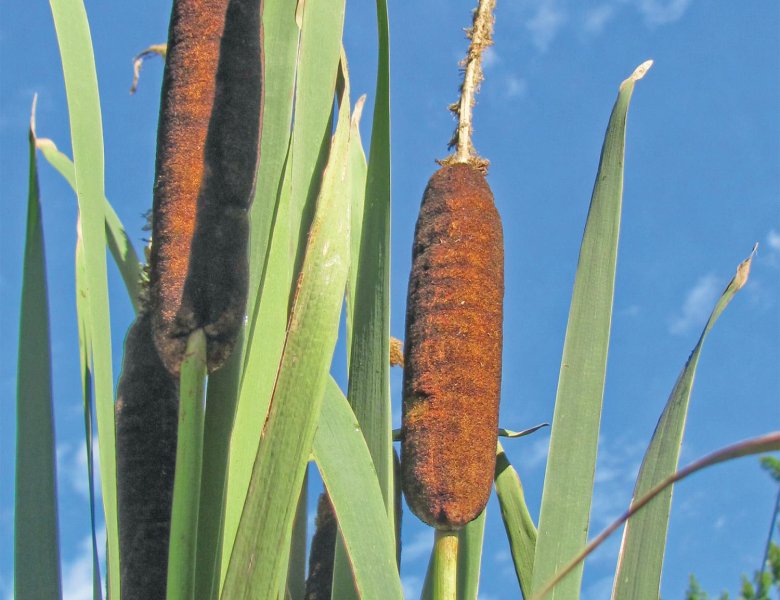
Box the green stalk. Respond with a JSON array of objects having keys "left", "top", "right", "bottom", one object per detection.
[
  {"left": 433, "top": 530, "right": 459, "bottom": 600},
  {"left": 166, "top": 330, "right": 207, "bottom": 600}
]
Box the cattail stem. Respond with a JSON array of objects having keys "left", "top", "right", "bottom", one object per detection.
[
  {"left": 432, "top": 530, "right": 459, "bottom": 600},
  {"left": 451, "top": 0, "right": 496, "bottom": 166}
]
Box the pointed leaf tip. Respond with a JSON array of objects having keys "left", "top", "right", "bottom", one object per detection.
[
  {"left": 734, "top": 243, "right": 758, "bottom": 291},
  {"left": 352, "top": 94, "right": 367, "bottom": 128},
  {"left": 30, "top": 94, "right": 38, "bottom": 136},
  {"left": 620, "top": 60, "right": 653, "bottom": 90}
]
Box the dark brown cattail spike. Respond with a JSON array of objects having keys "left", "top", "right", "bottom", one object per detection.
[
  {"left": 115, "top": 314, "right": 179, "bottom": 599},
  {"left": 149, "top": 0, "right": 263, "bottom": 375},
  {"left": 402, "top": 0, "right": 503, "bottom": 533},
  {"left": 304, "top": 493, "right": 338, "bottom": 600}
]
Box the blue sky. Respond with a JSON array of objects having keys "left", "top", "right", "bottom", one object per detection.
[{"left": 1, "top": 0, "right": 779, "bottom": 598}]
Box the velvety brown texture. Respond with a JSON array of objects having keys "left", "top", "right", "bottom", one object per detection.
[
  {"left": 401, "top": 163, "right": 504, "bottom": 530},
  {"left": 115, "top": 314, "right": 179, "bottom": 600},
  {"left": 150, "top": 0, "right": 263, "bottom": 374},
  {"left": 304, "top": 493, "right": 337, "bottom": 600}
]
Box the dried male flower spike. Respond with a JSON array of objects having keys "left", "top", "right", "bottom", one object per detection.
[
  {"left": 401, "top": 163, "right": 503, "bottom": 529},
  {"left": 149, "top": 0, "right": 263, "bottom": 374}
]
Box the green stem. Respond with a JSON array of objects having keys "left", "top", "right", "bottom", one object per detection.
[
  {"left": 432, "top": 530, "right": 459, "bottom": 600},
  {"left": 167, "top": 329, "right": 208, "bottom": 600}
]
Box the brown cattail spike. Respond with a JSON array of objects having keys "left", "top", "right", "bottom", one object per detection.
[
  {"left": 115, "top": 314, "right": 179, "bottom": 599},
  {"left": 149, "top": 0, "right": 263, "bottom": 374},
  {"left": 401, "top": 163, "right": 504, "bottom": 529},
  {"left": 304, "top": 493, "right": 338, "bottom": 600}
]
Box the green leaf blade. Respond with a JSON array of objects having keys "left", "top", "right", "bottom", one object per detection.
[
  {"left": 221, "top": 68, "right": 352, "bottom": 599},
  {"left": 530, "top": 61, "right": 652, "bottom": 599},
  {"left": 612, "top": 249, "right": 757, "bottom": 600},
  {"left": 167, "top": 330, "right": 208, "bottom": 600},
  {"left": 495, "top": 441, "right": 537, "bottom": 598},
  {"left": 15, "top": 113, "right": 62, "bottom": 600},
  {"left": 222, "top": 0, "right": 346, "bottom": 581},
  {"left": 312, "top": 379, "right": 404, "bottom": 600},
  {"left": 47, "top": 2, "right": 118, "bottom": 591}
]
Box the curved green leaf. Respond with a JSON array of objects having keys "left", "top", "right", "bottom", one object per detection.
[
  {"left": 495, "top": 441, "right": 537, "bottom": 598},
  {"left": 36, "top": 137, "right": 143, "bottom": 312},
  {"left": 612, "top": 248, "right": 757, "bottom": 599},
  {"left": 532, "top": 432, "right": 780, "bottom": 600},
  {"left": 48, "top": 0, "right": 118, "bottom": 592},
  {"left": 312, "top": 378, "right": 403, "bottom": 600}
]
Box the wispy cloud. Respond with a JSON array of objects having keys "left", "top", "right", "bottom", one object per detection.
[
  {"left": 668, "top": 274, "right": 721, "bottom": 335},
  {"left": 525, "top": 0, "right": 568, "bottom": 52},
  {"left": 62, "top": 527, "right": 106, "bottom": 600},
  {"left": 590, "top": 435, "right": 644, "bottom": 529},
  {"left": 57, "top": 437, "right": 101, "bottom": 501},
  {"left": 635, "top": 0, "right": 694, "bottom": 25},
  {"left": 767, "top": 229, "right": 780, "bottom": 252},
  {"left": 764, "top": 229, "right": 780, "bottom": 269},
  {"left": 401, "top": 530, "right": 434, "bottom": 564},
  {"left": 402, "top": 575, "right": 423, "bottom": 599},
  {"left": 504, "top": 75, "right": 529, "bottom": 100},
  {"left": 583, "top": 4, "right": 616, "bottom": 35},
  {"left": 514, "top": 0, "right": 696, "bottom": 52}
]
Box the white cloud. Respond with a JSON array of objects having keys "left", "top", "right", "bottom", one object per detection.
[
  {"left": 583, "top": 5, "right": 616, "bottom": 35},
  {"left": 481, "top": 47, "right": 500, "bottom": 70},
  {"left": 401, "top": 530, "right": 434, "bottom": 564},
  {"left": 767, "top": 229, "right": 780, "bottom": 251},
  {"left": 504, "top": 75, "right": 528, "bottom": 100},
  {"left": 636, "top": 0, "right": 694, "bottom": 25},
  {"left": 589, "top": 436, "right": 644, "bottom": 529},
  {"left": 619, "top": 304, "right": 641, "bottom": 317},
  {"left": 57, "top": 438, "right": 101, "bottom": 501},
  {"left": 402, "top": 575, "right": 423, "bottom": 599},
  {"left": 582, "top": 574, "right": 616, "bottom": 600},
  {"left": 62, "top": 527, "right": 106, "bottom": 600},
  {"left": 526, "top": 0, "right": 568, "bottom": 52},
  {"left": 668, "top": 274, "right": 721, "bottom": 335},
  {"left": 521, "top": 435, "right": 551, "bottom": 471}
]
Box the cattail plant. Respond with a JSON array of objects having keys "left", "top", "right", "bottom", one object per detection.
[
  {"left": 115, "top": 0, "right": 262, "bottom": 596},
  {"left": 401, "top": 0, "right": 502, "bottom": 594},
  {"left": 15, "top": 1, "right": 777, "bottom": 599}
]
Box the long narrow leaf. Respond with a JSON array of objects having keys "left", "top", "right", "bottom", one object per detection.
[
  {"left": 531, "top": 432, "right": 780, "bottom": 600},
  {"left": 195, "top": 341, "right": 242, "bottom": 600},
  {"left": 611, "top": 248, "right": 756, "bottom": 599},
  {"left": 530, "top": 61, "right": 652, "bottom": 599},
  {"left": 221, "top": 67, "right": 352, "bottom": 599},
  {"left": 75, "top": 229, "right": 103, "bottom": 600},
  {"left": 347, "top": 0, "right": 394, "bottom": 519},
  {"left": 36, "top": 137, "right": 142, "bottom": 314},
  {"left": 47, "top": 3, "right": 118, "bottom": 589},
  {"left": 15, "top": 104, "right": 62, "bottom": 600},
  {"left": 166, "top": 330, "right": 208, "bottom": 600},
  {"left": 495, "top": 441, "right": 537, "bottom": 598},
  {"left": 312, "top": 378, "right": 403, "bottom": 600},
  {"left": 222, "top": 0, "right": 346, "bottom": 580}
]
